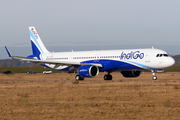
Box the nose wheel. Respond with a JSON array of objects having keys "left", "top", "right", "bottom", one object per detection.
[{"left": 151, "top": 70, "right": 157, "bottom": 80}]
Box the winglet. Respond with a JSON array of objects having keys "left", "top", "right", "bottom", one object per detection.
[{"left": 5, "top": 46, "right": 12, "bottom": 57}]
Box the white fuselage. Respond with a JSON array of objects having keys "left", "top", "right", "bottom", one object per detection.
[{"left": 40, "top": 48, "right": 175, "bottom": 71}]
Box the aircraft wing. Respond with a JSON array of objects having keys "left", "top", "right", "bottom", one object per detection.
[
  {"left": 5, "top": 46, "right": 103, "bottom": 68},
  {"left": 21, "top": 58, "right": 102, "bottom": 67}
]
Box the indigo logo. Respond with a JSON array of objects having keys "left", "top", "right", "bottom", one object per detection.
[
  {"left": 120, "top": 51, "right": 144, "bottom": 60},
  {"left": 32, "top": 31, "right": 38, "bottom": 39}
]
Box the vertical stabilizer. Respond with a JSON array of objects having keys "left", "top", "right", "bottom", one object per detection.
[{"left": 29, "top": 26, "right": 49, "bottom": 56}]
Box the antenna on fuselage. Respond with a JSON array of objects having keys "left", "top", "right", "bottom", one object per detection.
[{"left": 152, "top": 46, "right": 154, "bottom": 49}]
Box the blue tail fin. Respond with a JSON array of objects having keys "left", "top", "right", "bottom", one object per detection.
[{"left": 29, "top": 26, "right": 49, "bottom": 59}]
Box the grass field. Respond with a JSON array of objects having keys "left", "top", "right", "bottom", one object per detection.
[{"left": 0, "top": 72, "right": 180, "bottom": 120}]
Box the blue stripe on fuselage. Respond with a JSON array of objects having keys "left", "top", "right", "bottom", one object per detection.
[
  {"left": 81, "top": 60, "right": 147, "bottom": 71},
  {"left": 122, "top": 60, "right": 156, "bottom": 70}
]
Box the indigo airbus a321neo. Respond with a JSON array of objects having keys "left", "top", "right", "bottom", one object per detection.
[{"left": 5, "top": 27, "right": 175, "bottom": 81}]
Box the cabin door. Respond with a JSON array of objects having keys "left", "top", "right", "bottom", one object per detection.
[
  {"left": 145, "top": 50, "right": 152, "bottom": 62},
  {"left": 69, "top": 55, "right": 74, "bottom": 62}
]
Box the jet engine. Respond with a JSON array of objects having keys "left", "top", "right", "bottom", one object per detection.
[{"left": 78, "top": 65, "right": 99, "bottom": 77}]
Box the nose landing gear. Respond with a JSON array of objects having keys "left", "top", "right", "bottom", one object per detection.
[{"left": 151, "top": 70, "right": 157, "bottom": 80}]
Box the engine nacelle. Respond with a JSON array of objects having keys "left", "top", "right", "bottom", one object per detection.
[
  {"left": 121, "top": 71, "right": 141, "bottom": 77},
  {"left": 78, "top": 65, "right": 99, "bottom": 77}
]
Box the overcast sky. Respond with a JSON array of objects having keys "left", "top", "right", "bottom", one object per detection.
[{"left": 1, "top": 0, "right": 180, "bottom": 59}]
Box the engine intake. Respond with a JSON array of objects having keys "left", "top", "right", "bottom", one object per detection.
[
  {"left": 78, "top": 65, "right": 99, "bottom": 77},
  {"left": 121, "top": 71, "right": 141, "bottom": 77}
]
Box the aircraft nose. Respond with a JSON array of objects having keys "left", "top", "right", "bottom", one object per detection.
[{"left": 168, "top": 57, "right": 175, "bottom": 67}]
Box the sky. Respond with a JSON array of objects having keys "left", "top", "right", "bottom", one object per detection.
[{"left": 1, "top": 0, "right": 180, "bottom": 59}]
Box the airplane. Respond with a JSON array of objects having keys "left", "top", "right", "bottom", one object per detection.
[{"left": 5, "top": 26, "right": 175, "bottom": 81}]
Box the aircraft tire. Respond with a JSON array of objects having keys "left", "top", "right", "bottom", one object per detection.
[
  {"left": 104, "top": 75, "right": 112, "bottom": 80},
  {"left": 153, "top": 76, "right": 157, "bottom": 80},
  {"left": 75, "top": 75, "right": 80, "bottom": 81},
  {"left": 75, "top": 75, "right": 84, "bottom": 81},
  {"left": 109, "top": 75, "right": 112, "bottom": 80},
  {"left": 79, "top": 77, "right": 84, "bottom": 81}
]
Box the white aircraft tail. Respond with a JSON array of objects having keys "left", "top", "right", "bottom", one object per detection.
[{"left": 29, "top": 26, "right": 49, "bottom": 56}]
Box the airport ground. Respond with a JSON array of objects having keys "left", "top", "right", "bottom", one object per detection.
[{"left": 0, "top": 72, "right": 180, "bottom": 120}]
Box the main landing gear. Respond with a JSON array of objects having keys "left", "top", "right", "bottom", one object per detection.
[
  {"left": 75, "top": 75, "right": 84, "bottom": 81},
  {"left": 104, "top": 72, "right": 112, "bottom": 80},
  {"left": 151, "top": 70, "right": 157, "bottom": 80}
]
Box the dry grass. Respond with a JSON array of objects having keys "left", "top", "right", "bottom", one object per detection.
[{"left": 0, "top": 72, "right": 180, "bottom": 120}]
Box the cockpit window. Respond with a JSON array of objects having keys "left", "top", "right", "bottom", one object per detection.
[
  {"left": 156, "top": 54, "right": 169, "bottom": 57},
  {"left": 163, "top": 54, "right": 168, "bottom": 57}
]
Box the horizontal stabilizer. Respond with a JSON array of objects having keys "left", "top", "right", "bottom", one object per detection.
[{"left": 5, "top": 46, "right": 12, "bottom": 57}]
